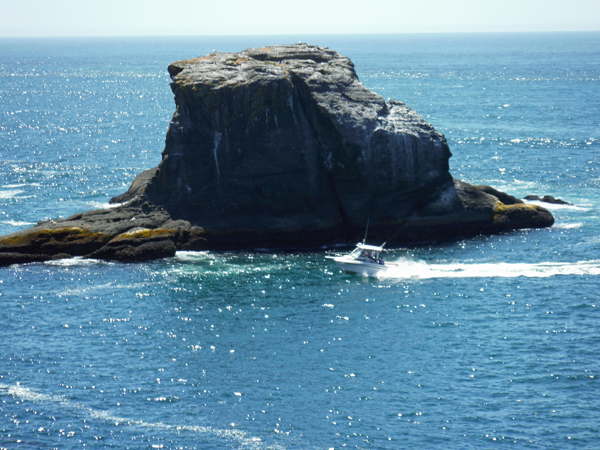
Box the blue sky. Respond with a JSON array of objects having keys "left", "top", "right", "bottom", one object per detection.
[{"left": 2, "top": 0, "right": 599, "bottom": 36}]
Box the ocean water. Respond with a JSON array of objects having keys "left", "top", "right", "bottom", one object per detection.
[{"left": 1, "top": 33, "right": 599, "bottom": 449}]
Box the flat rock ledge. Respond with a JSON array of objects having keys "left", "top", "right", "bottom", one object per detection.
[
  {"left": 0, "top": 199, "right": 206, "bottom": 266},
  {"left": 0, "top": 44, "right": 555, "bottom": 266}
]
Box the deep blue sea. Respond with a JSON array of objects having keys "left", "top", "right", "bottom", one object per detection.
[{"left": 1, "top": 33, "right": 600, "bottom": 449}]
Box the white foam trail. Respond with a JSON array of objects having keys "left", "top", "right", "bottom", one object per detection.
[
  {"left": 45, "top": 257, "right": 105, "bottom": 267},
  {"left": 57, "top": 281, "right": 152, "bottom": 296},
  {"left": 1, "top": 383, "right": 66, "bottom": 404},
  {"left": 381, "top": 259, "right": 600, "bottom": 279},
  {"left": 0, "top": 383, "right": 271, "bottom": 449},
  {"left": 526, "top": 200, "right": 589, "bottom": 211},
  {"left": 86, "top": 201, "right": 121, "bottom": 209},
  {"left": 0, "top": 189, "right": 24, "bottom": 199},
  {"left": 1, "top": 220, "right": 35, "bottom": 227},
  {"left": 553, "top": 222, "right": 584, "bottom": 229},
  {"left": 175, "top": 251, "right": 213, "bottom": 262},
  {"left": 2, "top": 183, "right": 41, "bottom": 188},
  {"left": 171, "top": 252, "right": 288, "bottom": 278}
]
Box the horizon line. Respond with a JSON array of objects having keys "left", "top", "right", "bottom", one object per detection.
[{"left": 2, "top": 29, "right": 600, "bottom": 39}]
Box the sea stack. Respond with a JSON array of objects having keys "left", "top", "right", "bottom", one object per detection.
[{"left": 0, "top": 44, "right": 554, "bottom": 264}]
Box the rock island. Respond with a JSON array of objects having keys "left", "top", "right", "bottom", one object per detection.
[{"left": 0, "top": 44, "right": 553, "bottom": 265}]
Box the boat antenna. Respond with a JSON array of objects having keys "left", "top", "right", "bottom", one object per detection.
[
  {"left": 363, "top": 219, "right": 370, "bottom": 245},
  {"left": 381, "top": 219, "right": 406, "bottom": 248}
]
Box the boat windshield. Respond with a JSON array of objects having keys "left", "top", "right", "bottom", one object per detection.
[
  {"left": 349, "top": 247, "right": 381, "bottom": 261},
  {"left": 349, "top": 247, "right": 363, "bottom": 258}
]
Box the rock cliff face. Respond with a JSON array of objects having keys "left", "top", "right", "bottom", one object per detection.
[
  {"left": 119, "top": 45, "right": 455, "bottom": 247},
  {"left": 0, "top": 44, "right": 554, "bottom": 264}
]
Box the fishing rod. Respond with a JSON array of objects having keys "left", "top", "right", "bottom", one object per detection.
[{"left": 381, "top": 219, "right": 407, "bottom": 248}]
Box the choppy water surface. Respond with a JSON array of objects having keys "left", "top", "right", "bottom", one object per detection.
[{"left": 1, "top": 33, "right": 600, "bottom": 449}]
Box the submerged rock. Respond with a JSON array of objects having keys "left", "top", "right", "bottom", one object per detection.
[
  {"left": 0, "top": 44, "right": 554, "bottom": 264},
  {"left": 524, "top": 195, "right": 571, "bottom": 205}
]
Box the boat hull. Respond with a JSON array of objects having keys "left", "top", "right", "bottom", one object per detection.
[{"left": 333, "top": 258, "right": 388, "bottom": 276}]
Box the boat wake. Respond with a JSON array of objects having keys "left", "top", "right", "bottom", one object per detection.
[{"left": 381, "top": 259, "right": 600, "bottom": 279}]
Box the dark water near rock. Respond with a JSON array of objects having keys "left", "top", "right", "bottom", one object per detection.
[{"left": 1, "top": 33, "right": 600, "bottom": 449}]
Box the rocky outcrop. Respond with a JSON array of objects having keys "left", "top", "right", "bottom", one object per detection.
[
  {"left": 395, "top": 179, "right": 553, "bottom": 242},
  {"left": 0, "top": 44, "right": 554, "bottom": 265},
  {"left": 110, "top": 168, "right": 158, "bottom": 205},
  {"left": 0, "top": 199, "right": 206, "bottom": 265},
  {"left": 524, "top": 195, "right": 571, "bottom": 205},
  {"left": 475, "top": 185, "right": 524, "bottom": 205},
  {"left": 85, "top": 228, "right": 177, "bottom": 262}
]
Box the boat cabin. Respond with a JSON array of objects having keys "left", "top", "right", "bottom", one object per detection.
[{"left": 349, "top": 243, "right": 385, "bottom": 264}]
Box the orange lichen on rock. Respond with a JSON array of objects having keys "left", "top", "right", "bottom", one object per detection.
[
  {"left": 0, "top": 226, "right": 114, "bottom": 259},
  {"left": 493, "top": 202, "right": 554, "bottom": 229},
  {"left": 108, "top": 228, "right": 176, "bottom": 244},
  {"left": 0, "top": 227, "right": 111, "bottom": 250},
  {"left": 231, "top": 57, "right": 248, "bottom": 65}
]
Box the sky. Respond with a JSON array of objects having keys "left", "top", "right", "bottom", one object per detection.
[{"left": 1, "top": 0, "right": 599, "bottom": 37}]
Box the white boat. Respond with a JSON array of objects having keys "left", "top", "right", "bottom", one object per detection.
[{"left": 327, "top": 242, "right": 397, "bottom": 276}]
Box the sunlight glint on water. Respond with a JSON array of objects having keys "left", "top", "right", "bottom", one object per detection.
[{"left": 1, "top": 33, "right": 599, "bottom": 449}]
